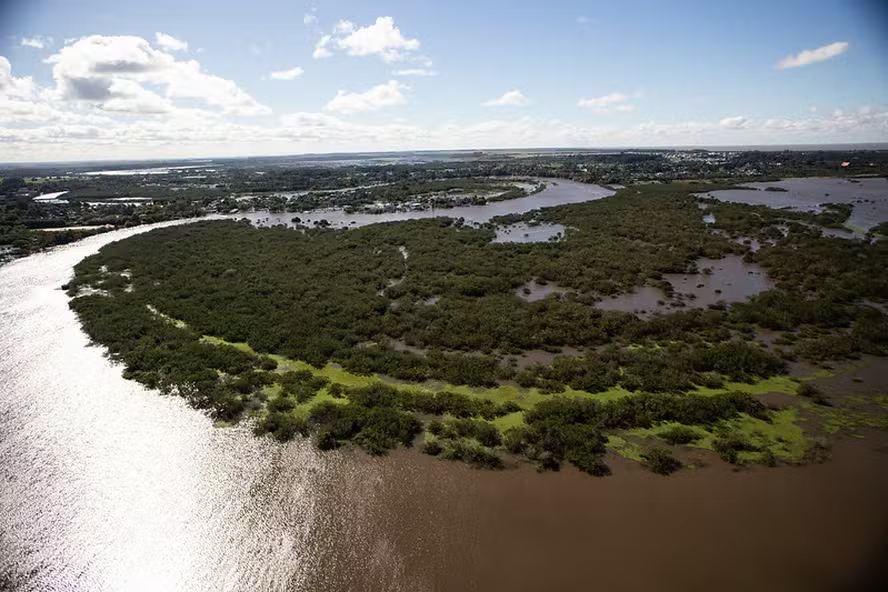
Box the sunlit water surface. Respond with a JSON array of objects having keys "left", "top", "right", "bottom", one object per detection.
[{"left": 0, "top": 222, "right": 340, "bottom": 591}]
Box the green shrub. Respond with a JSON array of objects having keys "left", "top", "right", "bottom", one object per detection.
[
  {"left": 659, "top": 425, "right": 702, "bottom": 445},
  {"left": 422, "top": 438, "right": 443, "bottom": 456},
  {"left": 642, "top": 448, "right": 682, "bottom": 475},
  {"left": 796, "top": 382, "right": 831, "bottom": 406}
]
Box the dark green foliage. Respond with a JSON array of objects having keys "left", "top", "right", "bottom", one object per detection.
[
  {"left": 689, "top": 340, "right": 786, "bottom": 382},
  {"left": 659, "top": 425, "right": 702, "bottom": 445},
  {"left": 796, "top": 382, "right": 831, "bottom": 406},
  {"left": 512, "top": 391, "right": 764, "bottom": 474},
  {"left": 438, "top": 418, "right": 502, "bottom": 447},
  {"left": 439, "top": 439, "right": 504, "bottom": 469},
  {"left": 642, "top": 448, "right": 682, "bottom": 475},
  {"left": 307, "top": 400, "right": 422, "bottom": 455},
  {"left": 422, "top": 438, "right": 443, "bottom": 456},
  {"left": 712, "top": 431, "right": 757, "bottom": 464},
  {"left": 343, "top": 383, "right": 517, "bottom": 420},
  {"left": 60, "top": 175, "right": 888, "bottom": 474},
  {"left": 255, "top": 411, "right": 308, "bottom": 442}
]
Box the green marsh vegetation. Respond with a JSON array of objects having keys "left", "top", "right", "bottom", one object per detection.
[{"left": 66, "top": 181, "right": 888, "bottom": 475}]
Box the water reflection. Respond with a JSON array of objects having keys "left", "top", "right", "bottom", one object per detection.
[
  {"left": 237, "top": 180, "right": 613, "bottom": 229},
  {"left": 0, "top": 222, "right": 328, "bottom": 592},
  {"left": 700, "top": 177, "right": 888, "bottom": 233}
]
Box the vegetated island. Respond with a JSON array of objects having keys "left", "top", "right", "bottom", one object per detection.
[{"left": 65, "top": 181, "right": 888, "bottom": 476}]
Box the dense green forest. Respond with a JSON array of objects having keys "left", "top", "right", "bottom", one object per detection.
[{"left": 66, "top": 182, "right": 888, "bottom": 474}]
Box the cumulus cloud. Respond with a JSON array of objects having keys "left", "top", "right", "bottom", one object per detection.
[
  {"left": 43, "top": 35, "right": 269, "bottom": 116},
  {"left": 155, "top": 32, "right": 188, "bottom": 52},
  {"left": 269, "top": 67, "right": 304, "bottom": 81},
  {"left": 21, "top": 36, "right": 51, "bottom": 49},
  {"left": 312, "top": 16, "right": 420, "bottom": 62},
  {"left": 0, "top": 57, "right": 36, "bottom": 99},
  {"left": 303, "top": 13, "right": 318, "bottom": 25},
  {"left": 483, "top": 90, "right": 529, "bottom": 107},
  {"left": 393, "top": 68, "right": 437, "bottom": 77},
  {"left": 324, "top": 80, "right": 407, "bottom": 114},
  {"left": 777, "top": 41, "right": 849, "bottom": 69},
  {"left": 577, "top": 92, "right": 635, "bottom": 113}
]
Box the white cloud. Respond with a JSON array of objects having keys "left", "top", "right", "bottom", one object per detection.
[
  {"left": 155, "top": 32, "right": 188, "bottom": 52},
  {"left": 577, "top": 92, "right": 635, "bottom": 113},
  {"left": 269, "top": 67, "right": 304, "bottom": 81},
  {"left": 719, "top": 115, "right": 749, "bottom": 129},
  {"left": 483, "top": 90, "right": 530, "bottom": 107},
  {"left": 313, "top": 16, "right": 420, "bottom": 62},
  {"left": 393, "top": 68, "right": 437, "bottom": 77},
  {"left": 777, "top": 41, "right": 849, "bottom": 69},
  {"left": 0, "top": 57, "right": 36, "bottom": 100},
  {"left": 324, "top": 80, "right": 407, "bottom": 114},
  {"left": 44, "top": 35, "right": 269, "bottom": 116},
  {"left": 21, "top": 36, "right": 51, "bottom": 49},
  {"left": 313, "top": 35, "right": 333, "bottom": 59},
  {"left": 303, "top": 13, "right": 318, "bottom": 25},
  {"left": 2, "top": 105, "right": 887, "bottom": 162}
]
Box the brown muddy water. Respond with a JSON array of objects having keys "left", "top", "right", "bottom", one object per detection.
[
  {"left": 596, "top": 254, "right": 773, "bottom": 317},
  {"left": 2, "top": 209, "right": 887, "bottom": 592}
]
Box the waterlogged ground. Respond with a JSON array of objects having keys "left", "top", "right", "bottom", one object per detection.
[
  {"left": 595, "top": 254, "right": 774, "bottom": 317},
  {"left": 196, "top": 332, "right": 849, "bottom": 467},
  {"left": 3, "top": 186, "right": 888, "bottom": 591},
  {"left": 699, "top": 177, "right": 888, "bottom": 233}
]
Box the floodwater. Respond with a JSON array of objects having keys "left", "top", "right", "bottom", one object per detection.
[
  {"left": 515, "top": 279, "right": 569, "bottom": 302},
  {"left": 700, "top": 177, "right": 888, "bottom": 231},
  {"left": 33, "top": 191, "right": 69, "bottom": 202},
  {"left": 238, "top": 179, "right": 613, "bottom": 229},
  {"left": 596, "top": 255, "right": 773, "bottom": 317},
  {"left": 2, "top": 199, "right": 888, "bottom": 591},
  {"left": 493, "top": 222, "right": 566, "bottom": 244}
]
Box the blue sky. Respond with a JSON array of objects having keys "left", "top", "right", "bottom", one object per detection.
[{"left": 1, "top": 0, "right": 886, "bottom": 161}]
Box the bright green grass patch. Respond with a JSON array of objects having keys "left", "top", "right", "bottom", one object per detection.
[
  {"left": 605, "top": 435, "right": 645, "bottom": 462},
  {"left": 622, "top": 409, "right": 809, "bottom": 463},
  {"left": 690, "top": 375, "right": 799, "bottom": 397},
  {"left": 492, "top": 411, "right": 526, "bottom": 432},
  {"left": 732, "top": 409, "right": 809, "bottom": 462}
]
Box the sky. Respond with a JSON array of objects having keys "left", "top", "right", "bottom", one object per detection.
[{"left": 0, "top": 0, "right": 887, "bottom": 162}]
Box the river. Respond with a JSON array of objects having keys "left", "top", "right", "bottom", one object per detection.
[
  {"left": 237, "top": 179, "right": 613, "bottom": 229},
  {"left": 2, "top": 189, "right": 888, "bottom": 591}
]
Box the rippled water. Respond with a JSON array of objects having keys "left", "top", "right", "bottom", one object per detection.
[{"left": 0, "top": 222, "right": 340, "bottom": 591}]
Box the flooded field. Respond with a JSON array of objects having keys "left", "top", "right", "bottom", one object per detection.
[
  {"left": 699, "top": 177, "right": 888, "bottom": 232},
  {"left": 596, "top": 255, "right": 773, "bottom": 317}
]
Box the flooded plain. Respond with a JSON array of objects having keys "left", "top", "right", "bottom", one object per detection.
[
  {"left": 699, "top": 177, "right": 888, "bottom": 232},
  {"left": 2, "top": 185, "right": 888, "bottom": 592},
  {"left": 596, "top": 254, "right": 773, "bottom": 317}
]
